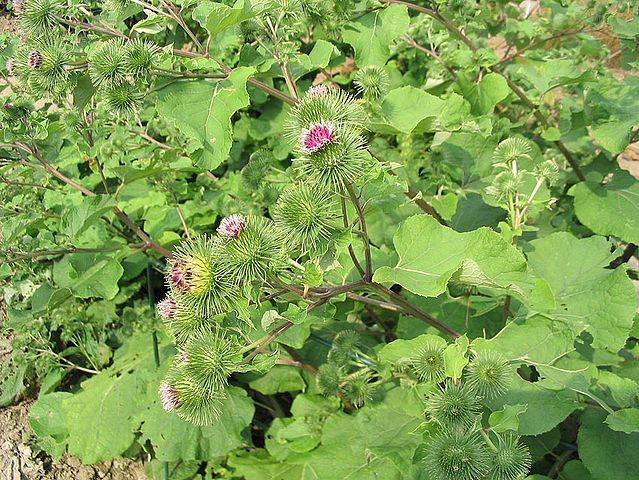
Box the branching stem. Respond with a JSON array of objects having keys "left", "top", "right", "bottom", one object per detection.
[{"left": 384, "top": 0, "right": 586, "bottom": 181}]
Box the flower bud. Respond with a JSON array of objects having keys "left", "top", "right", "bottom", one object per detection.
[
  {"left": 182, "top": 328, "right": 241, "bottom": 394},
  {"left": 411, "top": 340, "right": 446, "bottom": 383},
  {"left": 354, "top": 65, "right": 389, "bottom": 100},
  {"left": 167, "top": 256, "right": 214, "bottom": 297},
  {"left": 342, "top": 369, "right": 375, "bottom": 407},
  {"left": 465, "top": 351, "right": 512, "bottom": 400},
  {"left": 488, "top": 433, "right": 532, "bottom": 480},
  {"left": 426, "top": 382, "right": 481, "bottom": 431},
  {"left": 272, "top": 183, "right": 340, "bottom": 252},
  {"left": 424, "top": 431, "right": 490, "bottom": 480}
]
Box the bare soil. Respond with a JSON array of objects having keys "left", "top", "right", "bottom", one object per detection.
[{"left": 0, "top": 401, "right": 147, "bottom": 480}]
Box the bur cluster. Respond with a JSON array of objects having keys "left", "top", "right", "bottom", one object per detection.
[{"left": 156, "top": 84, "right": 377, "bottom": 424}]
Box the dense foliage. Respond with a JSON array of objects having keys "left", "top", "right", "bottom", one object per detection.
[{"left": 1, "top": 0, "right": 639, "bottom": 479}]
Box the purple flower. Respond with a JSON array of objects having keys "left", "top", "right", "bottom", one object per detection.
[
  {"left": 300, "top": 122, "right": 335, "bottom": 154},
  {"left": 307, "top": 84, "right": 328, "bottom": 97},
  {"left": 5, "top": 58, "right": 15, "bottom": 75},
  {"left": 159, "top": 383, "right": 178, "bottom": 412},
  {"left": 168, "top": 258, "right": 189, "bottom": 292},
  {"left": 217, "top": 214, "right": 246, "bottom": 239},
  {"left": 157, "top": 298, "right": 177, "bottom": 320},
  {"left": 27, "top": 50, "right": 41, "bottom": 70}
]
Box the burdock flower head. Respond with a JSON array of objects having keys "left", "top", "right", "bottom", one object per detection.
[
  {"left": 27, "top": 50, "right": 41, "bottom": 69},
  {"left": 300, "top": 122, "right": 335, "bottom": 154},
  {"left": 157, "top": 297, "right": 178, "bottom": 320},
  {"left": 167, "top": 235, "right": 235, "bottom": 318},
  {"left": 159, "top": 383, "right": 178, "bottom": 412},
  {"left": 217, "top": 214, "right": 246, "bottom": 239},
  {"left": 307, "top": 84, "right": 329, "bottom": 97},
  {"left": 167, "top": 256, "right": 214, "bottom": 296}
]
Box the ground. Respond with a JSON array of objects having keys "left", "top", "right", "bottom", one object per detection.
[{"left": 0, "top": 400, "right": 147, "bottom": 480}]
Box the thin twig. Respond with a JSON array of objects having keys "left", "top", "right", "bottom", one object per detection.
[
  {"left": 169, "top": 190, "right": 191, "bottom": 239},
  {"left": 133, "top": 130, "right": 172, "bottom": 150},
  {"left": 370, "top": 283, "right": 460, "bottom": 339},
  {"left": 150, "top": 68, "right": 227, "bottom": 79},
  {"left": 548, "top": 449, "right": 576, "bottom": 479},
  {"left": 403, "top": 34, "right": 457, "bottom": 79},
  {"left": 3, "top": 245, "right": 134, "bottom": 264},
  {"left": 279, "top": 62, "right": 299, "bottom": 100},
  {"left": 6, "top": 143, "right": 173, "bottom": 258},
  {"left": 497, "top": 28, "right": 585, "bottom": 64}
]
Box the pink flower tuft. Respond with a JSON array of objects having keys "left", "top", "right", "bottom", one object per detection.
[
  {"left": 300, "top": 122, "right": 335, "bottom": 154},
  {"left": 5, "top": 58, "right": 15, "bottom": 75},
  {"left": 27, "top": 50, "right": 41, "bottom": 70},
  {"left": 217, "top": 214, "right": 246, "bottom": 239},
  {"left": 159, "top": 383, "right": 178, "bottom": 412},
  {"left": 179, "top": 351, "right": 189, "bottom": 363},
  {"left": 168, "top": 259, "right": 188, "bottom": 292},
  {"left": 307, "top": 84, "right": 328, "bottom": 98},
  {"left": 12, "top": 0, "right": 24, "bottom": 13},
  {"left": 157, "top": 298, "right": 177, "bottom": 320}
]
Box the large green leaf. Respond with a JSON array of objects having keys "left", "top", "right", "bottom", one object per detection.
[
  {"left": 458, "top": 72, "right": 510, "bottom": 115},
  {"left": 373, "top": 214, "right": 532, "bottom": 299},
  {"left": 373, "top": 86, "right": 444, "bottom": 134},
  {"left": 489, "top": 376, "right": 579, "bottom": 436},
  {"left": 229, "top": 388, "right": 424, "bottom": 479},
  {"left": 192, "top": 0, "right": 258, "bottom": 38},
  {"left": 342, "top": 4, "right": 409, "bottom": 66},
  {"left": 586, "top": 76, "right": 639, "bottom": 154},
  {"left": 605, "top": 408, "right": 639, "bottom": 434},
  {"left": 526, "top": 233, "right": 636, "bottom": 352},
  {"left": 571, "top": 170, "right": 639, "bottom": 245},
  {"left": 156, "top": 67, "right": 255, "bottom": 169},
  {"left": 62, "top": 195, "right": 115, "bottom": 238},
  {"left": 371, "top": 88, "right": 472, "bottom": 134},
  {"left": 29, "top": 392, "right": 73, "bottom": 459},
  {"left": 579, "top": 410, "right": 639, "bottom": 480},
  {"left": 472, "top": 316, "right": 576, "bottom": 365},
  {"left": 61, "top": 332, "right": 160, "bottom": 463},
  {"left": 52, "top": 253, "right": 124, "bottom": 300},
  {"left": 140, "top": 385, "right": 254, "bottom": 462}
]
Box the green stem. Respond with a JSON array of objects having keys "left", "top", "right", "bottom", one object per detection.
[
  {"left": 480, "top": 429, "right": 498, "bottom": 452},
  {"left": 346, "top": 184, "right": 372, "bottom": 281},
  {"left": 339, "top": 188, "right": 366, "bottom": 278}
]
